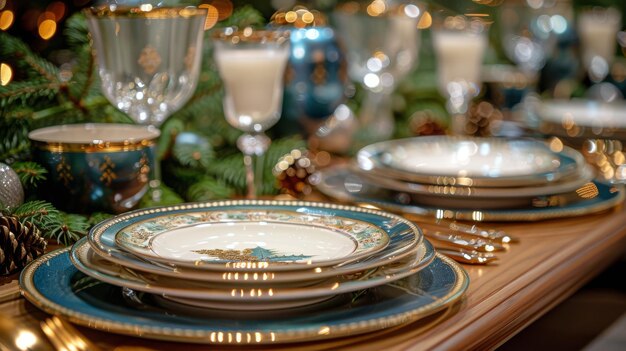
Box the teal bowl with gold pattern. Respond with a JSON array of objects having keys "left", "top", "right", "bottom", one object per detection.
[{"left": 28, "top": 123, "right": 160, "bottom": 213}]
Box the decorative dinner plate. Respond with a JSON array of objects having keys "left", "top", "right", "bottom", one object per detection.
[
  {"left": 352, "top": 164, "right": 595, "bottom": 210},
  {"left": 357, "top": 136, "right": 583, "bottom": 187},
  {"left": 70, "top": 237, "right": 435, "bottom": 304},
  {"left": 21, "top": 248, "right": 467, "bottom": 345},
  {"left": 83, "top": 231, "right": 434, "bottom": 284},
  {"left": 316, "top": 166, "right": 625, "bottom": 222},
  {"left": 538, "top": 100, "right": 626, "bottom": 140},
  {"left": 115, "top": 209, "right": 390, "bottom": 269},
  {"left": 90, "top": 200, "right": 421, "bottom": 272}
]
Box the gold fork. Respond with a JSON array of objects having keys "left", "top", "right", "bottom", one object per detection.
[{"left": 40, "top": 316, "right": 102, "bottom": 351}]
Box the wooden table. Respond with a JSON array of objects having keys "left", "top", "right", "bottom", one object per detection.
[{"left": 1, "top": 204, "right": 626, "bottom": 351}]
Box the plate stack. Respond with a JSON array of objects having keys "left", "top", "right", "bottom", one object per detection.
[
  {"left": 537, "top": 100, "right": 626, "bottom": 183},
  {"left": 316, "top": 136, "right": 624, "bottom": 221},
  {"left": 21, "top": 200, "right": 469, "bottom": 345}
]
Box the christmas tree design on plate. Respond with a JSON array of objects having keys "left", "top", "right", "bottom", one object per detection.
[{"left": 192, "top": 246, "right": 312, "bottom": 263}]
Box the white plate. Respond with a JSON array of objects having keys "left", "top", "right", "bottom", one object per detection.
[
  {"left": 70, "top": 237, "right": 435, "bottom": 308},
  {"left": 538, "top": 100, "right": 626, "bottom": 140},
  {"left": 357, "top": 136, "right": 579, "bottom": 187},
  {"left": 539, "top": 100, "right": 626, "bottom": 128},
  {"left": 89, "top": 234, "right": 426, "bottom": 284},
  {"left": 357, "top": 163, "right": 595, "bottom": 210},
  {"left": 90, "top": 200, "right": 422, "bottom": 273},
  {"left": 115, "top": 209, "right": 390, "bottom": 269},
  {"left": 316, "top": 166, "right": 625, "bottom": 221}
]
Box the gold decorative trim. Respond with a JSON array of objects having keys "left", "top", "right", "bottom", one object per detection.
[
  {"left": 31, "top": 139, "right": 156, "bottom": 153},
  {"left": 20, "top": 247, "right": 467, "bottom": 345},
  {"left": 85, "top": 6, "right": 207, "bottom": 19},
  {"left": 138, "top": 46, "right": 162, "bottom": 75},
  {"left": 99, "top": 156, "right": 117, "bottom": 186},
  {"left": 56, "top": 156, "right": 73, "bottom": 187}
]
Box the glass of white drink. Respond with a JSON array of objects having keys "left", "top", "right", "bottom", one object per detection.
[
  {"left": 212, "top": 27, "right": 290, "bottom": 198},
  {"left": 431, "top": 13, "right": 489, "bottom": 135}
]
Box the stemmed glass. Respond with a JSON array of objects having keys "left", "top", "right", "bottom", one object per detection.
[
  {"left": 85, "top": 5, "right": 206, "bottom": 201},
  {"left": 212, "top": 28, "right": 290, "bottom": 198},
  {"left": 332, "top": 2, "right": 423, "bottom": 141},
  {"left": 431, "top": 13, "right": 488, "bottom": 135},
  {"left": 498, "top": 0, "right": 574, "bottom": 88},
  {"left": 577, "top": 7, "right": 622, "bottom": 100}
]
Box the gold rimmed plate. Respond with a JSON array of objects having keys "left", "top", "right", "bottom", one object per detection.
[
  {"left": 70, "top": 237, "right": 435, "bottom": 307},
  {"left": 89, "top": 200, "right": 421, "bottom": 272},
  {"left": 20, "top": 247, "right": 467, "bottom": 344},
  {"left": 316, "top": 166, "right": 625, "bottom": 222},
  {"left": 357, "top": 136, "right": 584, "bottom": 188}
]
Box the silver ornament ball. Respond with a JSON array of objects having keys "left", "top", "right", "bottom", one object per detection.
[{"left": 0, "top": 162, "right": 24, "bottom": 209}]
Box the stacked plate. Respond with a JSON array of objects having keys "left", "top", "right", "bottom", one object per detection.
[
  {"left": 316, "top": 136, "right": 624, "bottom": 221},
  {"left": 20, "top": 200, "right": 469, "bottom": 344},
  {"left": 537, "top": 100, "right": 626, "bottom": 183},
  {"left": 537, "top": 100, "right": 626, "bottom": 142}
]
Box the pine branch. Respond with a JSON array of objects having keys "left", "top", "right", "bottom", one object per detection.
[
  {"left": 11, "top": 201, "right": 61, "bottom": 235},
  {"left": 49, "top": 213, "right": 89, "bottom": 246},
  {"left": 0, "top": 80, "right": 59, "bottom": 108},
  {"left": 218, "top": 5, "right": 266, "bottom": 28},
  {"left": 0, "top": 117, "right": 31, "bottom": 164},
  {"left": 64, "top": 12, "right": 90, "bottom": 49},
  {"left": 138, "top": 184, "right": 184, "bottom": 208},
  {"left": 88, "top": 212, "right": 114, "bottom": 227},
  {"left": 202, "top": 136, "right": 306, "bottom": 195},
  {"left": 172, "top": 134, "right": 214, "bottom": 169},
  {"left": 0, "top": 32, "right": 59, "bottom": 83},
  {"left": 10, "top": 201, "right": 93, "bottom": 245},
  {"left": 11, "top": 162, "right": 47, "bottom": 189},
  {"left": 187, "top": 177, "right": 234, "bottom": 201}
]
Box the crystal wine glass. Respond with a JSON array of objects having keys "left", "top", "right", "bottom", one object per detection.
[
  {"left": 212, "top": 27, "right": 290, "bottom": 198},
  {"left": 85, "top": 5, "right": 206, "bottom": 201},
  {"left": 332, "top": 2, "right": 423, "bottom": 141},
  {"left": 431, "top": 13, "right": 488, "bottom": 135}
]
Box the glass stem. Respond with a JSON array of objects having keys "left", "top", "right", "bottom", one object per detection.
[
  {"left": 237, "top": 133, "right": 270, "bottom": 199},
  {"left": 149, "top": 158, "right": 162, "bottom": 202},
  {"left": 360, "top": 90, "right": 394, "bottom": 142}
]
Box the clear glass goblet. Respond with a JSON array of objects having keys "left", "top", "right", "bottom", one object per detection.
[
  {"left": 212, "top": 28, "right": 290, "bottom": 198},
  {"left": 431, "top": 13, "right": 488, "bottom": 135},
  {"left": 85, "top": 5, "right": 207, "bottom": 202},
  {"left": 332, "top": 2, "right": 423, "bottom": 141}
]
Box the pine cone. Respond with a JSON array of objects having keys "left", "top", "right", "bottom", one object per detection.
[{"left": 0, "top": 216, "right": 47, "bottom": 275}]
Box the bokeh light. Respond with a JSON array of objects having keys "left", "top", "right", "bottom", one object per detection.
[
  {"left": 211, "top": 0, "right": 233, "bottom": 21},
  {"left": 417, "top": 10, "right": 432, "bottom": 29},
  {"left": 38, "top": 19, "right": 56, "bottom": 40},
  {"left": 0, "top": 10, "right": 13, "bottom": 30},
  {"left": 199, "top": 4, "right": 219, "bottom": 30},
  {"left": 366, "top": 0, "right": 386, "bottom": 17},
  {"left": 1, "top": 63, "right": 12, "bottom": 86},
  {"left": 47, "top": 2, "right": 66, "bottom": 21}
]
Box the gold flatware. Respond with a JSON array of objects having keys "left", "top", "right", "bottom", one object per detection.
[
  {"left": 0, "top": 313, "right": 53, "bottom": 351},
  {"left": 429, "top": 219, "right": 518, "bottom": 244},
  {"left": 436, "top": 248, "right": 498, "bottom": 265},
  {"left": 423, "top": 229, "right": 506, "bottom": 253},
  {"left": 41, "top": 316, "right": 102, "bottom": 351}
]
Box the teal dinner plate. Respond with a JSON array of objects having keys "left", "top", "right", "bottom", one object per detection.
[
  {"left": 317, "top": 165, "right": 625, "bottom": 222},
  {"left": 20, "top": 248, "right": 467, "bottom": 345}
]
